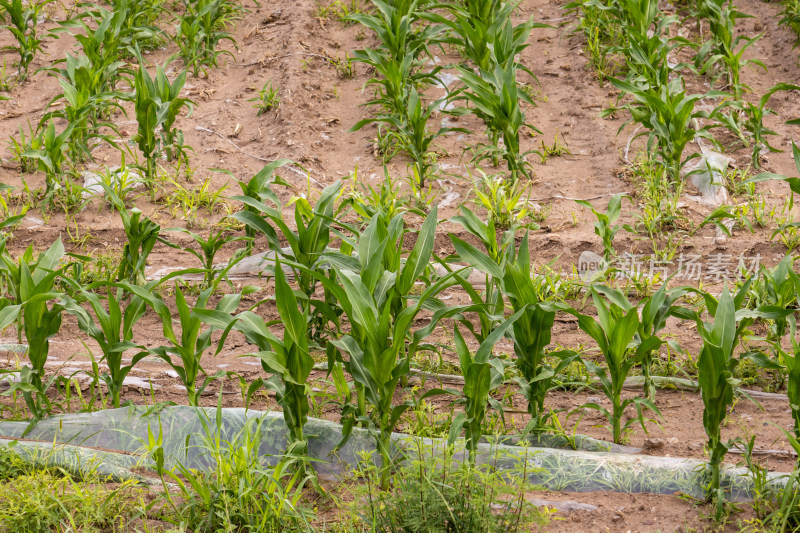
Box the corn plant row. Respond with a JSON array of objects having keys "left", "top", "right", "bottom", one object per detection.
[
  {"left": 2, "top": 161, "right": 800, "bottom": 511},
  {"left": 572, "top": 0, "right": 800, "bottom": 180},
  {"left": 349, "top": 0, "right": 545, "bottom": 194},
  {"left": 2, "top": 0, "right": 240, "bottom": 201}
]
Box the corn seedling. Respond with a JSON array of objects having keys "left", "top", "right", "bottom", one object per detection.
[
  {"left": 502, "top": 237, "right": 578, "bottom": 429},
  {"left": 22, "top": 120, "right": 76, "bottom": 196},
  {"left": 715, "top": 83, "right": 800, "bottom": 168},
  {"left": 62, "top": 285, "right": 148, "bottom": 408},
  {"left": 565, "top": 286, "right": 664, "bottom": 444},
  {"left": 773, "top": 318, "right": 800, "bottom": 468},
  {"left": 175, "top": 0, "right": 241, "bottom": 77},
  {"left": 354, "top": 86, "right": 465, "bottom": 194},
  {"left": 42, "top": 53, "right": 124, "bottom": 161},
  {"left": 233, "top": 180, "right": 344, "bottom": 342},
  {"left": 457, "top": 61, "right": 538, "bottom": 181},
  {"left": 594, "top": 282, "right": 690, "bottom": 401},
  {"left": 0, "top": 239, "right": 68, "bottom": 420},
  {"left": 135, "top": 277, "right": 240, "bottom": 407},
  {"left": 133, "top": 58, "right": 193, "bottom": 187},
  {"left": 0, "top": 0, "right": 53, "bottom": 82},
  {"left": 575, "top": 194, "right": 626, "bottom": 262},
  {"left": 249, "top": 81, "right": 280, "bottom": 115},
  {"left": 693, "top": 0, "right": 764, "bottom": 102},
  {"left": 449, "top": 313, "right": 523, "bottom": 463},
  {"left": 102, "top": 186, "right": 162, "bottom": 285},
  {"left": 233, "top": 160, "right": 290, "bottom": 252},
  {"left": 431, "top": 0, "right": 540, "bottom": 72},
  {"left": 683, "top": 281, "right": 787, "bottom": 519},
  {"left": 317, "top": 208, "right": 451, "bottom": 489},
  {"left": 605, "top": 74, "right": 715, "bottom": 186},
  {"left": 234, "top": 260, "right": 315, "bottom": 459},
  {"left": 449, "top": 205, "right": 514, "bottom": 341}
]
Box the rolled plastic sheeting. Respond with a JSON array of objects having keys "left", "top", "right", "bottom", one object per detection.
[{"left": 0, "top": 406, "right": 782, "bottom": 500}]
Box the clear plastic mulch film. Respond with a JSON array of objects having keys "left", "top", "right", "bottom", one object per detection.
[{"left": 0, "top": 406, "right": 783, "bottom": 500}]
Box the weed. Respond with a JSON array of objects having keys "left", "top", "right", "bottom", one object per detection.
[
  {"left": 537, "top": 131, "right": 571, "bottom": 163},
  {"left": 249, "top": 81, "right": 280, "bottom": 115},
  {"left": 146, "top": 405, "right": 314, "bottom": 532},
  {"left": 351, "top": 441, "right": 550, "bottom": 530},
  {"left": 164, "top": 177, "right": 228, "bottom": 226},
  {"left": 8, "top": 121, "right": 42, "bottom": 174},
  {"left": 471, "top": 171, "right": 539, "bottom": 230}
]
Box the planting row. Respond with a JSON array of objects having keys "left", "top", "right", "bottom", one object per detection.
[{"left": 1, "top": 160, "right": 800, "bottom": 512}]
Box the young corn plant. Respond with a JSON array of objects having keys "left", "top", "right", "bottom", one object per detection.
[
  {"left": 694, "top": 0, "right": 764, "bottom": 102},
  {"left": 448, "top": 205, "right": 515, "bottom": 342},
  {"left": 352, "top": 86, "right": 465, "bottom": 197},
  {"left": 136, "top": 280, "right": 241, "bottom": 407},
  {"left": 0, "top": 240, "right": 67, "bottom": 420},
  {"left": 62, "top": 285, "right": 148, "bottom": 408},
  {"left": 457, "top": 61, "right": 538, "bottom": 182},
  {"left": 233, "top": 180, "right": 345, "bottom": 342},
  {"left": 175, "top": 0, "right": 241, "bottom": 77},
  {"left": 715, "top": 83, "right": 800, "bottom": 168},
  {"left": 233, "top": 159, "right": 290, "bottom": 252},
  {"left": 103, "top": 186, "right": 162, "bottom": 285},
  {"left": 43, "top": 53, "right": 125, "bottom": 161},
  {"left": 604, "top": 74, "right": 714, "bottom": 186},
  {"left": 566, "top": 287, "right": 664, "bottom": 444},
  {"left": 748, "top": 255, "right": 800, "bottom": 342},
  {"left": 132, "top": 59, "right": 193, "bottom": 188},
  {"left": 502, "top": 237, "right": 578, "bottom": 430},
  {"left": 0, "top": 0, "right": 53, "bottom": 82},
  {"left": 595, "top": 282, "right": 690, "bottom": 401},
  {"left": 575, "top": 194, "right": 626, "bottom": 262},
  {"left": 22, "top": 121, "right": 75, "bottom": 196},
  {"left": 683, "top": 281, "right": 789, "bottom": 518},
  {"left": 691, "top": 284, "right": 748, "bottom": 519},
  {"left": 432, "top": 0, "right": 538, "bottom": 72},
  {"left": 773, "top": 318, "right": 800, "bottom": 468},
  {"left": 233, "top": 261, "right": 315, "bottom": 458},
  {"left": 316, "top": 208, "right": 452, "bottom": 490},
  {"left": 449, "top": 314, "right": 523, "bottom": 464}
]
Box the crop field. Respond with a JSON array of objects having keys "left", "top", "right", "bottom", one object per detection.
[{"left": 1, "top": 0, "right": 800, "bottom": 530}]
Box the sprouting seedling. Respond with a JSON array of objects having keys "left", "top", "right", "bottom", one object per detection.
[
  {"left": 575, "top": 193, "right": 627, "bottom": 261},
  {"left": 249, "top": 81, "right": 280, "bottom": 115}
]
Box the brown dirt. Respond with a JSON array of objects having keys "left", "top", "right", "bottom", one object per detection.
[{"left": 0, "top": 0, "right": 799, "bottom": 530}]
